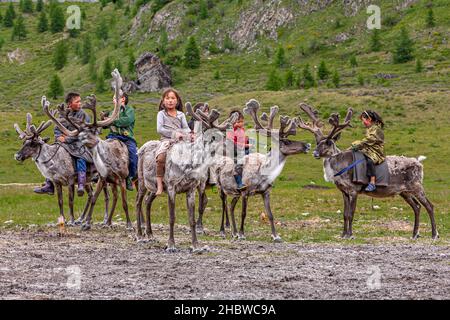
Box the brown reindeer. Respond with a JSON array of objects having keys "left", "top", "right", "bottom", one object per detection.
[
  {"left": 43, "top": 69, "right": 133, "bottom": 231},
  {"left": 297, "top": 103, "right": 438, "bottom": 240}
]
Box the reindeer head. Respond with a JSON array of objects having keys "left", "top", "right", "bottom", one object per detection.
[
  {"left": 14, "top": 113, "right": 53, "bottom": 162},
  {"left": 243, "top": 99, "right": 311, "bottom": 156},
  {"left": 43, "top": 69, "right": 123, "bottom": 149},
  {"left": 296, "top": 103, "right": 353, "bottom": 159}
]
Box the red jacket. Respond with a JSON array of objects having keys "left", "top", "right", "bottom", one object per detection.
[{"left": 226, "top": 127, "right": 249, "bottom": 149}]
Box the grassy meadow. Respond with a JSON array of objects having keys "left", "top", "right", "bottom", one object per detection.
[{"left": 0, "top": 1, "right": 449, "bottom": 244}]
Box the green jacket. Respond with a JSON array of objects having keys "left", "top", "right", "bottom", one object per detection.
[
  {"left": 106, "top": 105, "right": 136, "bottom": 141},
  {"left": 351, "top": 123, "right": 385, "bottom": 164}
]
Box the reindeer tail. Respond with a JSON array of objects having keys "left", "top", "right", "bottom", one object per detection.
[{"left": 417, "top": 155, "right": 427, "bottom": 162}]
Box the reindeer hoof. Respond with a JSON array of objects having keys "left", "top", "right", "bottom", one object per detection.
[
  {"left": 126, "top": 223, "right": 134, "bottom": 231},
  {"left": 238, "top": 234, "right": 246, "bottom": 241},
  {"left": 165, "top": 245, "right": 177, "bottom": 253},
  {"left": 432, "top": 233, "right": 439, "bottom": 241},
  {"left": 411, "top": 233, "right": 420, "bottom": 240},
  {"left": 74, "top": 219, "right": 83, "bottom": 226},
  {"left": 66, "top": 220, "right": 75, "bottom": 227},
  {"left": 272, "top": 235, "right": 283, "bottom": 243},
  {"left": 81, "top": 223, "right": 91, "bottom": 231},
  {"left": 191, "top": 246, "right": 209, "bottom": 254},
  {"left": 219, "top": 231, "right": 226, "bottom": 239},
  {"left": 196, "top": 226, "right": 204, "bottom": 234}
]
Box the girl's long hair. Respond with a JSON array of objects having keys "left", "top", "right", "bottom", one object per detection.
[
  {"left": 158, "top": 88, "right": 183, "bottom": 112},
  {"left": 361, "top": 110, "right": 385, "bottom": 128}
]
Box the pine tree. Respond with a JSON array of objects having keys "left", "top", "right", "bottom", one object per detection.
[
  {"left": 358, "top": 74, "right": 365, "bottom": 86},
  {"left": 50, "top": 4, "right": 65, "bottom": 33},
  {"left": 266, "top": 69, "right": 282, "bottom": 91},
  {"left": 3, "top": 3, "right": 16, "bottom": 28},
  {"left": 53, "top": 41, "right": 67, "bottom": 70},
  {"left": 89, "top": 55, "right": 97, "bottom": 81},
  {"left": 81, "top": 35, "right": 92, "bottom": 65},
  {"left": 159, "top": 29, "right": 168, "bottom": 57},
  {"left": 0, "top": 37, "right": 4, "bottom": 50},
  {"left": 115, "top": 60, "right": 123, "bottom": 75},
  {"left": 199, "top": 0, "right": 208, "bottom": 19},
  {"left": 22, "top": 0, "right": 33, "bottom": 14},
  {"left": 426, "top": 6, "right": 435, "bottom": 28},
  {"left": 103, "top": 57, "right": 112, "bottom": 78},
  {"left": 96, "top": 72, "right": 106, "bottom": 93},
  {"left": 332, "top": 69, "right": 340, "bottom": 88},
  {"left": 213, "top": 70, "right": 220, "bottom": 80},
  {"left": 11, "top": 15, "right": 27, "bottom": 40},
  {"left": 369, "top": 29, "right": 381, "bottom": 52},
  {"left": 37, "top": 11, "right": 48, "bottom": 33},
  {"left": 285, "top": 69, "right": 295, "bottom": 88},
  {"left": 48, "top": 74, "right": 64, "bottom": 99},
  {"left": 223, "top": 34, "right": 234, "bottom": 51},
  {"left": 36, "top": 0, "right": 44, "bottom": 12},
  {"left": 393, "top": 27, "right": 414, "bottom": 63},
  {"left": 302, "top": 64, "right": 315, "bottom": 89},
  {"left": 96, "top": 18, "right": 109, "bottom": 41},
  {"left": 317, "top": 60, "right": 330, "bottom": 80},
  {"left": 184, "top": 36, "right": 200, "bottom": 69},
  {"left": 0, "top": 11, "right": 3, "bottom": 25},
  {"left": 415, "top": 59, "right": 423, "bottom": 73},
  {"left": 274, "top": 46, "right": 286, "bottom": 68}
]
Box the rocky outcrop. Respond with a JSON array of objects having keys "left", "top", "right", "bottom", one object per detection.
[
  {"left": 120, "top": 52, "right": 172, "bottom": 94},
  {"left": 7, "top": 48, "right": 27, "bottom": 65}
]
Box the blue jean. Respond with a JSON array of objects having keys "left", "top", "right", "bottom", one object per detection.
[
  {"left": 106, "top": 133, "right": 138, "bottom": 179},
  {"left": 76, "top": 158, "right": 87, "bottom": 173}
]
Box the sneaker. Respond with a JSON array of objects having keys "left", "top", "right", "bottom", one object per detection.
[
  {"left": 365, "top": 183, "right": 376, "bottom": 192},
  {"left": 126, "top": 177, "right": 134, "bottom": 191}
]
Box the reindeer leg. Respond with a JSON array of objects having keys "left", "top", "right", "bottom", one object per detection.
[
  {"left": 196, "top": 188, "right": 208, "bottom": 235},
  {"left": 400, "top": 193, "right": 421, "bottom": 239},
  {"left": 104, "top": 184, "right": 118, "bottom": 227},
  {"left": 166, "top": 190, "right": 177, "bottom": 252},
  {"left": 67, "top": 184, "right": 75, "bottom": 226},
  {"left": 120, "top": 180, "right": 132, "bottom": 230},
  {"left": 187, "top": 190, "right": 200, "bottom": 252},
  {"left": 56, "top": 183, "right": 65, "bottom": 224},
  {"left": 102, "top": 183, "right": 110, "bottom": 224},
  {"left": 76, "top": 184, "right": 92, "bottom": 225},
  {"left": 82, "top": 179, "right": 104, "bottom": 231},
  {"left": 262, "top": 191, "right": 282, "bottom": 242},
  {"left": 347, "top": 192, "right": 358, "bottom": 239},
  {"left": 341, "top": 192, "right": 350, "bottom": 239},
  {"left": 219, "top": 189, "right": 228, "bottom": 238},
  {"left": 229, "top": 196, "right": 240, "bottom": 239},
  {"left": 238, "top": 195, "right": 248, "bottom": 240},
  {"left": 135, "top": 187, "right": 146, "bottom": 240},
  {"left": 144, "top": 192, "right": 156, "bottom": 241},
  {"left": 414, "top": 190, "right": 438, "bottom": 240}
]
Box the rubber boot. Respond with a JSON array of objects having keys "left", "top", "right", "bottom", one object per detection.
[
  {"left": 234, "top": 175, "right": 247, "bottom": 191},
  {"left": 77, "top": 172, "right": 86, "bottom": 197},
  {"left": 34, "top": 179, "right": 54, "bottom": 195},
  {"left": 126, "top": 177, "right": 134, "bottom": 191}
]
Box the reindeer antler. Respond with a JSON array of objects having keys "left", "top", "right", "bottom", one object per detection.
[
  {"left": 94, "top": 68, "right": 122, "bottom": 127},
  {"left": 296, "top": 103, "right": 324, "bottom": 142},
  {"left": 325, "top": 107, "right": 353, "bottom": 140},
  {"left": 42, "top": 96, "right": 79, "bottom": 137},
  {"left": 244, "top": 99, "right": 280, "bottom": 136},
  {"left": 279, "top": 115, "right": 298, "bottom": 139}
]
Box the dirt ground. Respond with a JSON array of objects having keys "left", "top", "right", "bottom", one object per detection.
[{"left": 0, "top": 224, "right": 448, "bottom": 300}]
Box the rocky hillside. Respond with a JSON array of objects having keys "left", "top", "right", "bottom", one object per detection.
[{"left": 0, "top": 0, "right": 449, "bottom": 108}]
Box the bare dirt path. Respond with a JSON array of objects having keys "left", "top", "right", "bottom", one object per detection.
[{"left": 0, "top": 225, "right": 448, "bottom": 300}]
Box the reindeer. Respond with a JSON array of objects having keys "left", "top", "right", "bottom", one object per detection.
[
  {"left": 296, "top": 103, "right": 438, "bottom": 240},
  {"left": 205, "top": 99, "right": 311, "bottom": 242},
  {"left": 135, "top": 104, "right": 238, "bottom": 252},
  {"left": 13, "top": 110, "right": 108, "bottom": 225},
  {"left": 43, "top": 69, "right": 133, "bottom": 231}
]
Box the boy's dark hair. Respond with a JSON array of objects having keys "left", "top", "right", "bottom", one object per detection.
[
  {"left": 122, "top": 93, "right": 129, "bottom": 105},
  {"left": 229, "top": 109, "right": 244, "bottom": 120},
  {"left": 158, "top": 88, "right": 183, "bottom": 112},
  {"left": 361, "top": 110, "right": 385, "bottom": 128},
  {"left": 65, "top": 92, "right": 80, "bottom": 104}
]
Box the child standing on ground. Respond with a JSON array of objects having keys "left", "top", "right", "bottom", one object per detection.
[
  {"left": 351, "top": 110, "right": 385, "bottom": 192},
  {"left": 155, "top": 88, "right": 192, "bottom": 195}
]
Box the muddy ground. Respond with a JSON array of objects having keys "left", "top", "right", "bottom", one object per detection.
[{"left": 0, "top": 224, "right": 448, "bottom": 300}]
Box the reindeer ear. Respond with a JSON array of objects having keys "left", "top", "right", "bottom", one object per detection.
[{"left": 42, "top": 137, "right": 50, "bottom": 143}]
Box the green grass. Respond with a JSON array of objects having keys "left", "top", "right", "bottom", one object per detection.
[{"left": 0, "top": 1, "right": 449, "bottom": 244}]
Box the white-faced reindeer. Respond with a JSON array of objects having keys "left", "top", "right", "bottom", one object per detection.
[
  {"left": 135, "top": 104, "right": 238, "bottom": 252},
  {"left": 297, "top": 103, "right": 438, "bottom": 240},
  {"left": 207, "top": 99, "right": 311, "bottom": 242},
  {"left": 44, "top": 69, "right": 133, "bottom": 231},
  {"left": 13, "top": 110, "right": 107, "bottom": 225}
]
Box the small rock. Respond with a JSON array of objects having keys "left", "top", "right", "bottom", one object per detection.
[
  {"left": 373, "top": 205, "right": 381, "bottom": 210},
  {"left": 4, "top": 220, "right": 13, "bottom": 224},
  {"left": 302, "top": 212, "right": 310, "bottom": 216}
]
